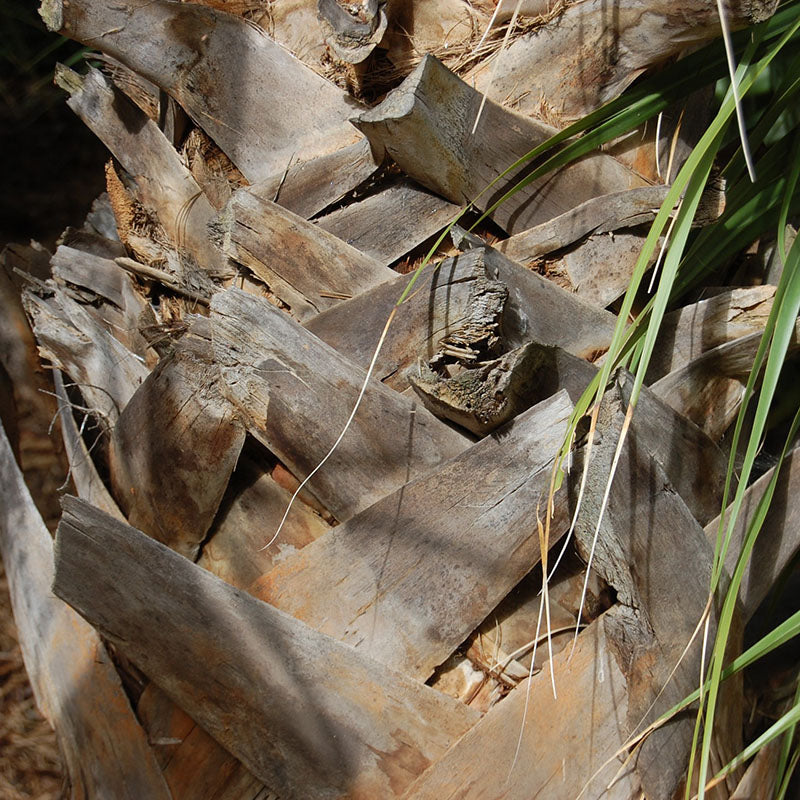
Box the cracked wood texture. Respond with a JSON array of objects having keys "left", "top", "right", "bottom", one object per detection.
[
  {"left": 314, "top": 178, "right": 460, "bottom": 267},
  {"left": 249, "top": 138, "right": 379, "bottom": 221},
  {"left": 210, "top": 287, "right": 470, "bottom": 522},
  {"left": 108, "top": 317, "right": 245, "bottom": 560},
  {"left": 354, "top": 55, "right": 647, "bottom": 236},
  {"left": 401, "top": 395, "right": 734, "bottom": 800},
  {"left": 253, "top": 390, "right": 573, "bottom": 681},
  {"left": 25, "top": 287, "right": 149, "bottom": 428},
  {"left": 705, "top": 445, "right": 800, "bottom": 621},
  {"left": 496, "top": 185, "right": 671, "bottom": 263},
  {"left": 53, "top": 369, "right": 126, "bottom": 522},
  {"left": 468, "top": 0, "right": 779, "bottom": 118},
  {"left": 136, "top": 683, "right": 271, "bottom": 800},
  {"left": 572, "top": 376, "right": 741, "bottom": 799},
  {"left": 197, "top": 450, "right": 332, "bottom": 592},
  {"left": 58, "top": 65, "right": 225, "bottom": 275},
  {"left": 214, "top": 189, "right": 394, "bottom": 320},
  {"left": 0, "top": 421, "right": 171, "bottom": 800},
  {"left": 401, "top": 615, "right": 638, "bottom": 800},
  {"left": 53, "top": 497, "right": 480, "bottom": 800},
  {"left": 49, "top": 244, "right": 157, "bottom": 363},
  {"left": 306, "top": 247, "right": 617, "bottom": 389},
  {"left": 41, "top": 0, "right": 364, "bottom": 182}
]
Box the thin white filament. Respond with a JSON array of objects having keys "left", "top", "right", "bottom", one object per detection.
[
  {"left": 647, "top": 199, "right": 681, "bottom": 294},
  {"left": 546, "top": 433, "right": 593, "bottom": 584},
  {"left": 260, "top": 308, "right": 397, "bottom": 550},
  {"left": 543, "top": 403, "right": 600, "bottom": 606},
  {"left": 570, "top": 406, "right": 633, "bottom": 657},
  {"left": 506, "top": 592, "right": 547, "bottom": 783},
  {"left": 717, "top": 0, "right": 756, "bottom": 182},
  {"left": 655, "top": 111, "right": 664, "bottom": 179},
  {"left": 474, "top": 0, "right": 504, "bottom": 52},
  {"left": 471, "top": 0, "right": 524, "bottom": 134},
  {"left": 507, "top": 501, "right": 559, "bottom": 784}
]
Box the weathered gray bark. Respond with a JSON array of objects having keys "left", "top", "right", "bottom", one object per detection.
[
  {"left": 108, "top": 318, "right": 246, "bottom": 560},
  {"left": 54, "top": 496, "right": 480, "bottom": 800},
  {"left": 0, "top": 422, "right": 171, "bottom": 800},
  {"left": 254, "top": 391, "right": 573, "bottom": 680},
  {"left": 40, "top": 0, "right": 364, "bottom": 182},
  {"left": 354, "top": 55, "right": 647, "bottom": 235},
  {"left": 468, "top": 0, "right": 779, "bottom": 118},
  {"left": 210, "top": 288, "right": 470, "bottom": 521},
  {"left": 213, "top": 189, "right": 394, "bottom": 320},
  {"left": 56, "top": 65, "right": 225, "bottom": 275}
]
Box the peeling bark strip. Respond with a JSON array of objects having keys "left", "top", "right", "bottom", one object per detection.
[
  {"left": 139, "top": 686, "right": 272, "bottom": 800},
  {"left": 53, "top": 497, "right": 480, "bottom": 800},
  {"left": 109, "top": 317, "right": 245, "bottom": 560},
  {"left": 314, "top": 179, "right": 461, "bottom": 266},
  {"left": 651, "top": 333, "right": 762, "bottom": 439},
  {"left": 559, "top": 230, "right": 653, "bottom": 309},
  {"left": 497, "top": 182, "right": 727, "bottom": 309},
  {"left": 53, "top": 369, "right": 126, "bottom": 522},
  {"left": 353, "top": 55, "right": 646, "bottom": 236},
  {"left": 50, "top": 245, "right": 157, "bottom": 360},
  {"left": 649, "top": 324, "right": 800, "bottom": 442},
  {"left": 497, "top": 185, "right": 672, "bottom": 263},
  {"left": 114, "top": 256, "right": 213, "bottom": 306},
  {"left": 405, "top": 397, "right": 732, "bottom": 800},
  {"left": 213, "top": 189, "right": 394, "bottom": 320},
  {"left": 136, "top": 683, "right": 273, "bottom": 800},
  {"left": 249, "top": 138, "right": 380, "bottom": 221},
  {"left": 468, "top": 0, "right": 780, "bottom": 118},
  {"left": 40, "top": 0, "right": 364, "bottom": 182},
  {"left": 306, "top": 247, "right": 617, "bottom": 389},
  {"left": 198, "top": 452, "right": 332, "bottom": 592},
  {"left": 56, "top": 65, "right": 224, "bottom": 274},
  {"left": 51, "top": 244, "right": 132, "bottom": 312},
  {"left": 254, "top": 390, "right": 573, "bottom": 681},
  {"left": 646, "top": 284, "right": 778, "bottom": 381},
  {"left": 401, "top": 617, "right": 639, "bottom": 800},
  {"left": 0, "top": 423, "right": 171, "bottom": 800},
  {"left": 571, "top": 376, "right": 741, "bottom": 800},
  {"left": 610, "top": 370, "right": 730, "bottom": 526},
  {"left": 211, "top": 288, "right": 469, "bottom": 522},
  {"left": 25, "top": 287, "right": 149, "bottom": 428}
]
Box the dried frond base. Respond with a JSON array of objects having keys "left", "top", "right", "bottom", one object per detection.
[{"left": 182, "top": 127, "right": 248, "bottom": 209}]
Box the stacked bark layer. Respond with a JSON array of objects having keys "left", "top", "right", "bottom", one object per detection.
[{"left": 0, "top": 1, "right": 792, "bottom": 798}]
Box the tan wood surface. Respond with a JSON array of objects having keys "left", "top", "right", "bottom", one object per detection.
[
  {"left": 54, "top": 497, "right": 480, "bottom": 800},
  {"left": 0, "top": 422, "right": 171, "bottom": 800}
]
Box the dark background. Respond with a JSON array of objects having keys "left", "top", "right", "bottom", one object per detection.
[{"left": 1, "top": 0, "right": 108, "bottom": 251}]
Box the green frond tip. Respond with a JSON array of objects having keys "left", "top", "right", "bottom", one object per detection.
[{"left": 705, "top": 704, "right": 800, "bottom": 795}]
